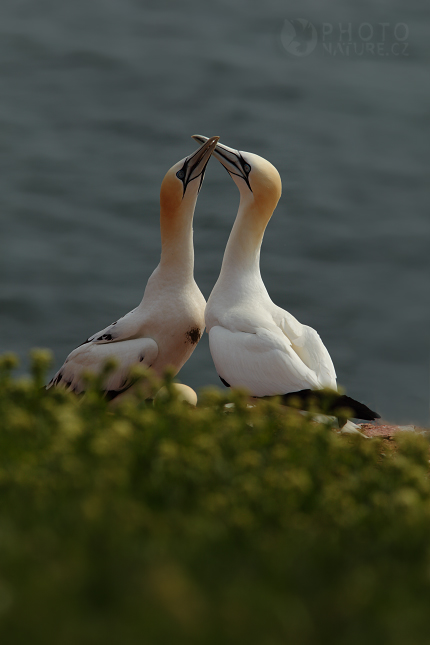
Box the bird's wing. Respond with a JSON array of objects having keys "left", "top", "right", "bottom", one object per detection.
[
  {"left": 208, "top": 324, "right": 322, "bottom": 397},
  {"left": 47, "top": 336, "right": 158, "bottom": 396},
  {"left": 275, "top": 310, "right": 337, "bottom": 390},
  {"left": 78, "top": 308, "right": 141, "bottom": 345}
]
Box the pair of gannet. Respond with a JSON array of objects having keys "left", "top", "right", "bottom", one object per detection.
[{"left": 48, "top": 134, "right": 379, "bottom": 421}]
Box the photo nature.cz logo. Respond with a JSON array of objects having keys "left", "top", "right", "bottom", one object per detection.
[{"left": 281, "top": 19, "right": 410, "bottom": 58}]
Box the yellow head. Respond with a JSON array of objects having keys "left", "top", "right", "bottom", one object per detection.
[
  {"left": 191, "top": 135, "right": 282, "bottom": 214},
  {"left": 160, "top": 136, "right": 219, "bottom": 217}
]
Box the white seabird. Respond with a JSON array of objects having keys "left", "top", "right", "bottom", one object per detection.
[
  {"left": 47, "top": 136, "right": 220, "bottom": 399},
  {"left": 192, "top": 135, "right": 379, "bottom": 421}
]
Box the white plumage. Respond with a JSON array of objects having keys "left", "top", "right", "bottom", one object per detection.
[
  {"left": 47, "top": 136, "right": 219, "bottom": 399},
  {"left": 192, "top": 135, "right": 337, "bottom": 398}
]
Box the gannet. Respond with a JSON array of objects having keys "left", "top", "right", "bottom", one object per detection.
[
  {"left": 192, "top": 135, "right": 380, "bottom": 421},
  {"left": 47, "top": 136, "right": 220, "bottom": 399}
]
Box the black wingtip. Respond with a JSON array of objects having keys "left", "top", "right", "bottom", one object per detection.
[
  {"left": 219, "top": 375, "right": 231, "bottom": 388},
  {"left": 105, "top": 390, "right": 121, "bottom": 401},
  {"left": 334, "top": 395, "right": 380, "bottom": 421},
  {"left": 277, "top": 389, "right": 380, "bottom": 421}
]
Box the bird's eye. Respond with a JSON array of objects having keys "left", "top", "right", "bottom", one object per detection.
[
  {"left": 243, "top": 163, "right": 251, "bottom": 173},
  {"left": 176, "top": 169, "right": 185, "bottom": 180}
]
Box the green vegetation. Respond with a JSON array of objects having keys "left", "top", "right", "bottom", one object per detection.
[{"left": 0, "top": 350, "right": 430, "bottom": 645}]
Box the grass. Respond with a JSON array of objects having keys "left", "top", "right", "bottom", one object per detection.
[{"left": 0, "top": 350, "right": 429, "bottom": 644}]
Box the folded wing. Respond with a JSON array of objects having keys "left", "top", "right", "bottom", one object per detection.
[
  {"left": 47, "top": 308, "right": 158, "bottom": 396},
  {"left": 276, "top": 310, "right": 337, "bottom": 390},
  {"left": 209, "top": 325, "right": 322, "bottom": 396},
  {"left": 78, "top": 308, "right": 141, "bottom": 346}
]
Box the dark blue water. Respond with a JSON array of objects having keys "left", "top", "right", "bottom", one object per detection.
[{"left": 1, "top": 1, "right": 429, "bottom": 424}]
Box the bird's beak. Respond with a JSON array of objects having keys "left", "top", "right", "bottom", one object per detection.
[
  {"left": 181, "top": 135, "right": 219, "bottom": 195},
  {"left": 192, "top": 134, "right": 252, "bottom": 191}
]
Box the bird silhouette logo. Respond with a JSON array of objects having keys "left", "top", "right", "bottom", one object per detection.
[{"left": 281, "top": 19, "right": 318, "bottom": 57}]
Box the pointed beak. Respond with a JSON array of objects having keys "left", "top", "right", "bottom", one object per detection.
[
  {"left": 182, "top": 135, "right": 219, "bottom": 194},
  {"left": 192, "top": 134, "right": 252, "bottom": 191}
]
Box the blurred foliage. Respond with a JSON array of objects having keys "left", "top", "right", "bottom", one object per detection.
[{"left": 0, "top": 351, "right": 429, "bottom": 645}]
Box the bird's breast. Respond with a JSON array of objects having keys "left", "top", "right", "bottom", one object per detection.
[{"left": 142, "top": 281, "right": 205, "bottom": 374}]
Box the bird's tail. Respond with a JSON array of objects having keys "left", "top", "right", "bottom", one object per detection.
[{"left": 279, "top": 389, "right": 380, "bottom": 421}]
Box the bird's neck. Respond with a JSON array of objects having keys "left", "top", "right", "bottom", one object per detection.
[
  {"left": 159, "top": 202, "right": 195, "bottom": 278},
  {"left": 220, "top": 196, "right": 273, "bottom": 278}
]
